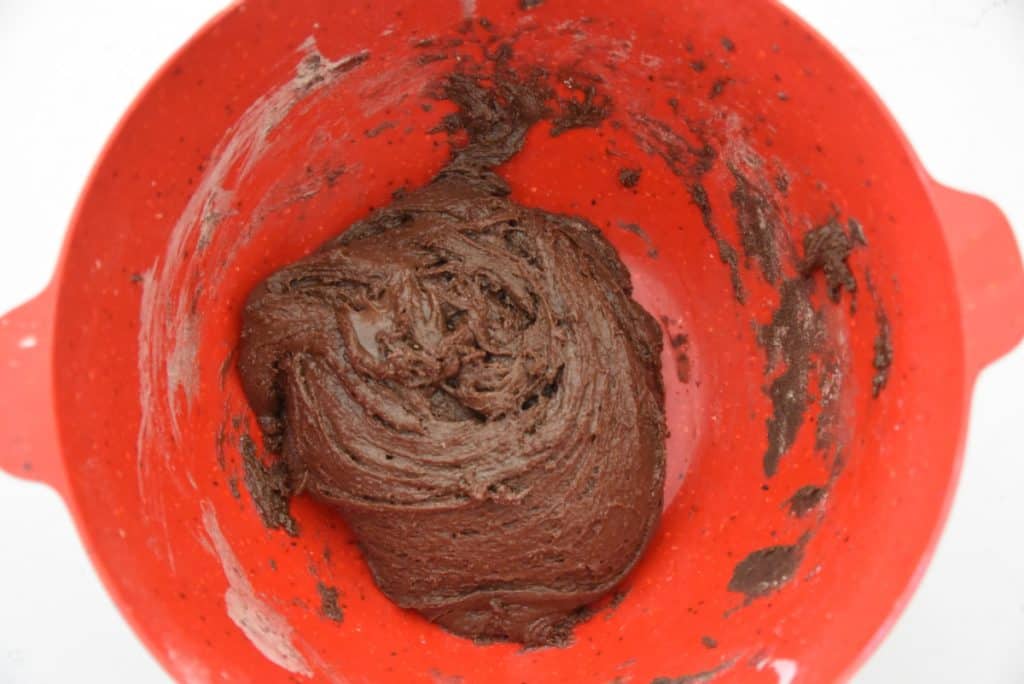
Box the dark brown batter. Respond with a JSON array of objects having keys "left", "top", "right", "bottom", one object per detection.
[
  {"left": 727, "top": 532, "right": 810, "bottom": 601},
  {"left": 238, "top": 55, "right": 666, "bottom": 646}
]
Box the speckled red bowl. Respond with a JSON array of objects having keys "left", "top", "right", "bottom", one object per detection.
[{"left": 2, "top": 0, "right": 1023, "bottom": 682}]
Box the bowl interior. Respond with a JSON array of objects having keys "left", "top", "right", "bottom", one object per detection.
[{"left": 52, "top": 0, "right": 966, "bottom": 682}]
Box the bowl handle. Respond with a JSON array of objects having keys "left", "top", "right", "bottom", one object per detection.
[
  {"left": 0, "top": 285, "right": 65, "bottom": 496},
  {"left": 931, "top": 181, "right": 1024, "bottom": 377}
]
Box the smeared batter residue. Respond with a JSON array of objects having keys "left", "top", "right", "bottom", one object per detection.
[
  {"left": 758, "top": 280, "right": 823, "bottom": 477},
  {"left": 800, "top": 218, "right": 859, "bottom": 302},
  {"left": 200, "top": 501, "right": 312, "bottom": 677},
  {"left": 728, "top": 533, "right": 810, "bottom": 601},
  {"left": 240, "top": 434, "right": 299, "bottom": 536},
  {"left": 785, "top": 485, "right": 827, "bottom": 518},
  {"left": 815, "top": 353, "right": 844, "bottom": 453},
  {"left": 135, "top": 37, "right": 371, "bottom": 571},
  {"left": 317, "top": 582, "right": 344, "bottom": 622},
  {"left": 618, "top": 220, "right": 660, "bottom": 258},
  {"left": 867, "top": 271, "right": 893, "bottom": 397},
  {"left": 729, "top": 166, "right": 783, "bottom": 284}
]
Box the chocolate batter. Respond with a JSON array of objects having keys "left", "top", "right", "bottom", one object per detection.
[
  {"left": 800, "top": 218, "right": 859, "bottom": 302},
  {"left": 238, "top": 58, "right": 666, "bottom": 646},
  {"left": 727, "top": 533, "right": 810, "bottom": 601}
]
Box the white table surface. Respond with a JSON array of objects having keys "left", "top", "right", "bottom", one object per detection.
[{"left": 1, "top": 1, "right": 1022, "bottom": 682}]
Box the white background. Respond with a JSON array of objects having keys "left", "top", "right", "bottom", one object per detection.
[{"left": 1, "top": 1, "right": 1022, "bottom": 682}]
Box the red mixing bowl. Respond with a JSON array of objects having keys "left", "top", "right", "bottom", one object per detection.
[{"left": 2, "top": 0, "right": 1023, "bottom": 682}]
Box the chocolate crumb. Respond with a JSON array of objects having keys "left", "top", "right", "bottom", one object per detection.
[
  {"left": 800, "top": 219, "right": 858, "bottom": 302},
  {"left": 520, "top": 0, "right": 544, "bottom": 8},
  {"left": 618, "top": 167, "right": 642, "bottom": 189},
  {"left": 701, "top": 635, "right": 718, "bottom": 649},
  {"left": 721, "top": 37, "right": 736, "bottom": 52},
  {"left": 709, "top": 78, "right": 731, "bottom": 99}
]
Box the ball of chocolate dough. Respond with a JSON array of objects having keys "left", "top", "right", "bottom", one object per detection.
[{"left": 239, "top": 175, "right": 666, "bottom": 646}]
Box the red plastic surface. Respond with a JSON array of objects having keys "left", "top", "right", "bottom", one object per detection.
[
  {"left": 0, "top": 286, "right": 64, "bottom": 496},
  {"left": 2, "top": 0, "right": 1023, "bottom": 682},
  {"left": 930, "top": 182, "right": 1024, "bottom": 378}
]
